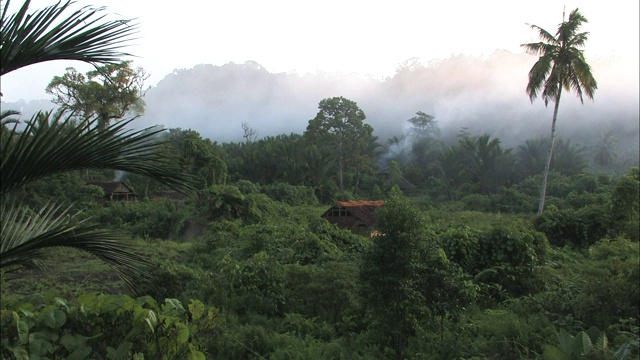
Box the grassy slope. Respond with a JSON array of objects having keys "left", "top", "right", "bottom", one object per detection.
[{"left": 1, "top": 238, "right": 193, "bottom": 303}]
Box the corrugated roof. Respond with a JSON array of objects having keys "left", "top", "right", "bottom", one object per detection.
[
  {"left": 336, "top": 200, "right": 384, "bottom": 208},
  {"left": 87, "top": 181, "right": 135, "bottom": 195},
  {"left": 322, "top": 200, "right": 385, "bottom": 229}
]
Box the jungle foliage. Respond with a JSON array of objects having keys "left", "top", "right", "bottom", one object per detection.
[{"left": 2, "top": 2, "right": 638, "bottom": 359}]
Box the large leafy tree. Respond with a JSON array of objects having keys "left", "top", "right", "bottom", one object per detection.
[
  {"left": 360, "top": 188, "right": 471, "bottom": 359},
  {"left": 305, "top": 96, "right": 375, "bottom": 193},
  {"left": 0, "top": 0, "right": 195, "bottom": 292},
  {"left": 407, "top": 111, "right": 439, "bottom": 139},
  {"left": 521, "top": 8, "right": 597, "bottom": 214},
  {"left": 46, "top": 61, "right": 148, "bottom": 130}
]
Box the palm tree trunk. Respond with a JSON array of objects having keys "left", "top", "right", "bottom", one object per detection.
[
  {"left": 537, "top": 88, "right": 563, "bottom": 214},
  {"left": 338, "top": 139, "right": 344, "bottom": 192}
]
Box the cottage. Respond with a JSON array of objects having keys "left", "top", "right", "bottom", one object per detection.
[
  {"left": 321, "top": 200, "right": 384, "bottom": 237},
  {"left": 87, "top": 181, "right": 138, "bottom": 203}
]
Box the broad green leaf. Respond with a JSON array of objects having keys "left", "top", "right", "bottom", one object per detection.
[
  {"left": 54, "top": 297, "right": 69, "bottom": 310},
  {"left": 135, "top": 296, "right": 157, "bottom": 308},
  {"left": 145, "top": 309, "right": 158, "bottom": 329},
  {"left": 66, "top": 346, "right": 93, "bottom": 360},
  {"left": 188, "top": 300, "right": 205, "bottom": 320},
  {"left": 176, "top": 323, "right": 190, "bottom": 344},
  {"left": 17, "top": 319, "right": 29, "bottom": 344},
  {"left": 542, "top": 345, "right": 571, "bottom": 360},
  {"left": 28, "top": 337, "right": 53, "bottom": 356},
  {"left": 78, "top": 293, "right": 96, "bottom": 306},
  {"left": 557, "top": 330, "right": 573, "bottom": 353},
  {"left": 61, "top": 333, "right": 87, "bottom": 352},
  {"left": 106, "top": 341, "right": 133, "bottom": 360},
  {"left": 573, "top": 331, "right": 593, "bottom": 354},
  {"left": 145, "top": 318, "right": 155, "bottom": 333},
  {"left": 189, "top": 343, "right": 206, "bottom": 360},
  {"left": 162, "top": 298, "right": 185, "bottom": 316},
  {"left": 43, "top": 309, "right": 66, "bottom": 329}
]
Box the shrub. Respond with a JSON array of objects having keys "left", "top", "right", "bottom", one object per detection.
[
  {"left": 93, "top": 199, "right": 190, "bottom": 239},
  {"left": 1, "top": 293, "right": 216, "bottom": 359},
  {"left": 461, "top": 193, "right": 495, "bottom": 212},
  {"left": 439, "top": 224, "right": 481, "bottom": 273},
  {"left": 495, "top": 186, "right": 537, "bottom": 213},
  {"left": 234, "top": 179, "right": 261, "bottom": 194},
  {"left": 475, "top": 220, "right": 549, "bottom": 297},
  {"left": 261, "top": 182, "right": 319, "bottom": 206},
  {"left": 439, "top": 220, "right": 549, "bottom": 300},
  {"left": 535, "top": 204, "right": 611, "bottom": 247}
]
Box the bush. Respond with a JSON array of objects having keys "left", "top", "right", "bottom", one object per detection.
[
  {"left": 1, "top": 293, "right": 216, "bottom": 359},
  {"left": 461, "top": 193, "right": 495, "bottom": 212},
  {"left": 439, "top": 224, "right": 481, "bottom": 273},
  {"left": 441, "top": 220, "right": 548, "bottom": 299},
  {"left": 261, "top": 182, "right": 319, "bottom": 206},
  {"left": 574, "top": 237, "right": 640, "bottom": 330},
  {"left": 476, "top": 220, "right": 549, "bottom": 297},
  {"left": 495, "top": 186, "right": 537, "bottom": 213},
  {"left": 523, "top": 238, "right": 639, "bottom": 333},
  {"left": 234, "top": 179, "right": 262, "bottom": 194},
  {"left": 93, "top": 199, "right": 190, "bottom": 239},
  {"left": 535, "top": 204, "right": 611, "bottom": 248},
  {"left": 467, "top": 308, "right": 555, "bottom": 359}
]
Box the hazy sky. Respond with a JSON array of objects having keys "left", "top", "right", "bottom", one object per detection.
[{"left": 1, "top": 0, "right": 638, "bottom": 102}]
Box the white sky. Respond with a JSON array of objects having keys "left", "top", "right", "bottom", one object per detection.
[{"left": 1, "top": 0, "right": 638, "bottom": 102}]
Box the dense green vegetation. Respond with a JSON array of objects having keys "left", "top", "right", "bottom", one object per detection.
[
  {"left": 2, "top": 122, "right": 638, "bottom": 358},
  {"left": 2, "top": 2, "right": 638, "bottom": 359}
]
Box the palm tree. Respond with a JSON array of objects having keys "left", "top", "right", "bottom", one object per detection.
[
  {"left": 1, "top": 1, "right": 195, "bottom": 293},
  {"left": 592, "top": 130, "right": 619, "bottom": 168},
  {"left": 521, "top": 8, "right": 597, "bottom": 214},
  {"left": 516, "top": 137, "right": 548, "bottom": 179}
]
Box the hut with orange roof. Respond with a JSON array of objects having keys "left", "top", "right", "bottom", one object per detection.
[{"left": 321, "top": 200, "right": 384, "bottom": 237}]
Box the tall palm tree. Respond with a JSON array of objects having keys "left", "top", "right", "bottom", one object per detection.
[
  {"left": 521, "top": 8, "right": 597, "bottom": 214},
  {"left": 1, "top": 1, "right": 195, "bottom": 293}
]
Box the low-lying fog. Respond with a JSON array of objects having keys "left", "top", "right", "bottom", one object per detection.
[{"left": 4, "top": 51, "right": 638, "bottom": 152}]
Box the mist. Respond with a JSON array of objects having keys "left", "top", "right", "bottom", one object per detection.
[
  {"left": 3, "top": 51, "right": 638, "bottom": 154},
  {"left": 138, "top": 51, "right": 638, "bottom": 150}
]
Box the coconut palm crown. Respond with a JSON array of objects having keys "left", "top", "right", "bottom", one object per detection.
[{"left": 521, "top": 8, "right": 597, "bottom": 214}]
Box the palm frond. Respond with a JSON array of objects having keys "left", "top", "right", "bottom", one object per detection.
[
  {"left": 1, "top": 109, "right": 21, "bottom": 126},
  {"left": 564, "top": 69, "right": 585, "bottom": 103},
  {"left": 571, "top": 54, "right": 597, "bottom": 100},
  {"left": 521, "top": 41, "right": 557, "bottom": 57},
  {"left": 525, "top": 53, "right": 554, "bottom": 103},
  {"left": 1, "top": 202, "right": 152, "bottom": 294},
  {"left": 541, "top": 64, "right": 561, "bottom": 105},
  {"left": 526, "top": 24, "right": 559, "bottom": 45},
  {"left": 559, "top": 8, "right": 588, "bottom": 39},
  {"left": 1, "top": 0, "right": 139, "bottom": 76},
  {"left": 1, "top": 111, "right": 197, "bottom": 196},
  {"left": 566, "top": 31, "right": 589, "bottom": 48}
]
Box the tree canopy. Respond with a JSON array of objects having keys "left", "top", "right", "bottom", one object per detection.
[
  {"left": 47, "top": 61, "right": 148, "bottom": 130},
  {"left": 305, "top": 96, "right": 375, "bottom": 193}
]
